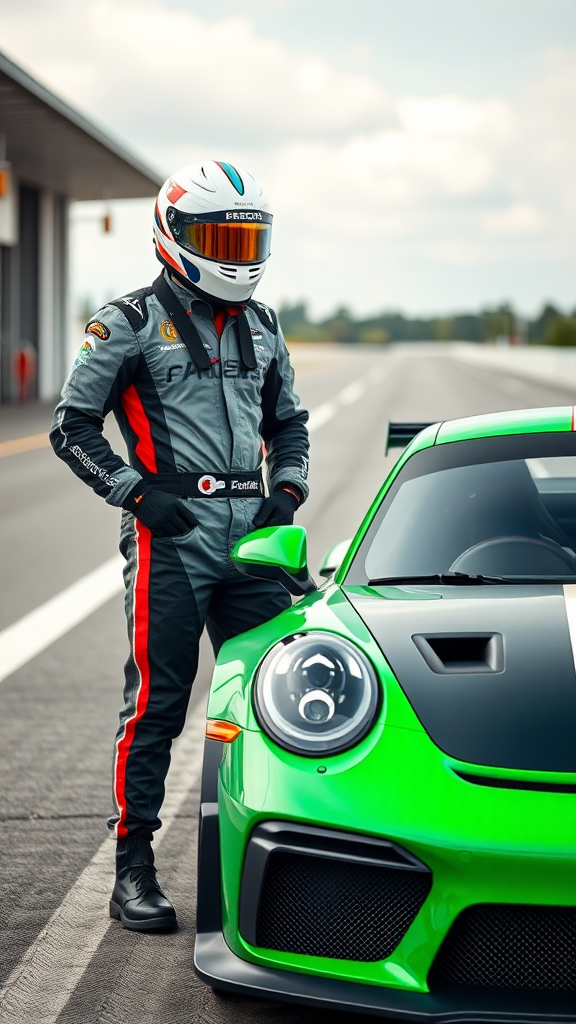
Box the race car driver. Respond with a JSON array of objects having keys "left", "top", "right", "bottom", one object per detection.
[{"left": 50, "top": 160, "right": 309, "bottom": 932}]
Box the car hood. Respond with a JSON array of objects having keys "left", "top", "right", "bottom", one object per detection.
[{"left": 345, "top": 584, "right": 576, "bottom": 772}]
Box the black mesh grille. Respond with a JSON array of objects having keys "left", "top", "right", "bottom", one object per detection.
[
  {"left": 256, "top": 851, "right": 431, "bottom": 961},
  {"left": 430, "top": 904, "right": 576, "bottom": 991}
]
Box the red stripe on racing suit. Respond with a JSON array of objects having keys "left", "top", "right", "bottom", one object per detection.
[
  {"left": 121, "top": 385, "right": 158, "bottom": 474},
  {"left": 113, "top": 522, "right": 152, "bottom": 838}
]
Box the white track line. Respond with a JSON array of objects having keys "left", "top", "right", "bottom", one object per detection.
[
  {"left": 0, "top": 368, "right": 379, "bottom": 689},
  {"left": 0, "top": 708, "right": 206, "bottom": 1024},
  {"left": 306, "top": 373, "right": 369, "bottom": 432},
  {"left": 0, "top": 556, "right": 124, "bottom": 685}
]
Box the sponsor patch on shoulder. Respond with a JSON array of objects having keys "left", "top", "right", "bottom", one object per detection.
[
  {"left": 120, "top": 296, "right": 144, "bottom": 317},
  {"left": 250, "top": 328, "right": 263, "bottom": 341},
  {"left": 87, "top": 321, "right": 110, "bottom": 340},
  {"left": 74, "top": 337, "right": 95, "bottom": 367},
  {"left": 160, "top": 319, "right": 179, "bottom": 342}
]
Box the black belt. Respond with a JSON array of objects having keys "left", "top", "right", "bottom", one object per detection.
[{"left": 144, "top": 471, "right": 264, "bottom": 498}]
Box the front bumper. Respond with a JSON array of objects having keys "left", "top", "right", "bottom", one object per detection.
[{"left": 194, "top": 798, "right": 576, "bottom": 1023}]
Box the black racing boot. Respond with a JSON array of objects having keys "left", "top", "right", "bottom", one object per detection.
[{"left": 109, "top": 836, "right": 177, "bottom": 932}]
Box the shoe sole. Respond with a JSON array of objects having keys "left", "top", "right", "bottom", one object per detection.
[{"left": 109, "top": 900, "right": 178, "bottom": 932}]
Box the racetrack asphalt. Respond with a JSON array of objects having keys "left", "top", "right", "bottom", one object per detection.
[{"left": 1, "top": 343, "right": 574, "bottom": 1024}]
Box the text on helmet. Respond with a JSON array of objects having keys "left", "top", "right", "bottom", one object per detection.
[{"left": 225, "top": 211, "right": 263, "bottom": 221}]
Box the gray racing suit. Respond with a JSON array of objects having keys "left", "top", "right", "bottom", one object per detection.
[{"left": 50, "top": 271, "right": 309, "bottom": 838}]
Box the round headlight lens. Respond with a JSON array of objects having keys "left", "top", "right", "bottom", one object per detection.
[{"left": 254, "top": 633, "right": 380, "bottom": 755}]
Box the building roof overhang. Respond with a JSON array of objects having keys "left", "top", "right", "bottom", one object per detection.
[{"left": 0, "top": 49, "right": 163, "bottom": 199}]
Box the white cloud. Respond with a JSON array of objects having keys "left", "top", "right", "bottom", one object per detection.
[
  {"left": 0, "top": 0, "right": 395, "bottom": 156},
  {"left": 397, "top": 95, "right": 512, "bottom": 138},
  {"left": 483, "top": 203, "right": 546, "bottom": 237},
  {"left": 0, "top": 0, "right": 574, "bottom": 315}
]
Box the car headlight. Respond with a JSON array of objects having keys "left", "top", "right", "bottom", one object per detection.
[{"left": 254, "top": 633, "right": 380, "bottom": 756}]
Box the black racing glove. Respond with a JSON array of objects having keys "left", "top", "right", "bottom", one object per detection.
[
  {"left": 252, "top": 486, "right": 301, "bottom": 529},
  {"left": 123, "top": 486, "right": 199, "bottom": 539}
]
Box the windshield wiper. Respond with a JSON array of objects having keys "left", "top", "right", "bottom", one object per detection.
[
  {"left": 368, "top": 572, "right": 576, "bottom": 586},
  {"left": 367, "top": 572, "right": 509, "bottom": 586}
]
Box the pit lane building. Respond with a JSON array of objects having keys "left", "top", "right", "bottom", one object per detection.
[{"left": 0, "top": 49, "right": 162, "bottom": 403}]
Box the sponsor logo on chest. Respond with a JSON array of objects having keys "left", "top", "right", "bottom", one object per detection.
[
  {"left": 165, "top": 359, "right": 260, "bottom": 383},
  {"left": 159, "top": 319, "right": 179, "bottom": 342}
]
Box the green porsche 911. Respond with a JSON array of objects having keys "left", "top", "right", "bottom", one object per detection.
[{"left": 194, "top": 406, "right": 576, "bottom": 1023}]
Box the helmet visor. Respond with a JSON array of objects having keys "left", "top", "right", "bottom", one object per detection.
[{"left": 172, "top": 211, "right": 272, "bottom": 264}]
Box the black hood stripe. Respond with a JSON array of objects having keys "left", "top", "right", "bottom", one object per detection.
[{"left": 347, "top": 585, "right": 576, "bottom": 772}]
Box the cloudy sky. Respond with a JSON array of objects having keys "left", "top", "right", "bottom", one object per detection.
[{"left": 1, "top": 0, "right": 575, "bottom": 318}]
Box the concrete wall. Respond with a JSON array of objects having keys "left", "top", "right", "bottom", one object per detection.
[{"left": 455, "top": 344, "right": 576, "bottom": 392}]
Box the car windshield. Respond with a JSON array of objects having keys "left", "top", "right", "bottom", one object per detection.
[{"left": 347, "top": 432, "right": 576, "bottom": 584}]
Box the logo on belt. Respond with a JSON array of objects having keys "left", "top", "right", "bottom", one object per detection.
[
  {"left": 198, "top": 474, "right": 226, "bottom": 495},
  {"left": 231, "top": 479, "right": 260, "bottom": 490},
  {"left": 160, "top": 319, "right": 179, "bottom": 342}
]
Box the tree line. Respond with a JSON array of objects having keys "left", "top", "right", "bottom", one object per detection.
[{"left": 278, "top": 301, "right": 576, "bottom": 346}]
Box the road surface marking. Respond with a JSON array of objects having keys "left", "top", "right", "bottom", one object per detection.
[
  {"left": 0, "top": 708, "right": 206, "bottom": 1024},
  {"left": 0, "top": 365, "right": 381, "bottom": 687},
  {"left": 307, "top": 371, "right": 372, "bottom": 432},
  {"left": 369, "top": 363, "right": 387, "bottom": 384},
  {"left": 339, "top": 380, "right": 367, "bottom": 406},
  {"left": 0, "top": 557, "right": 124, "bottom": 685},
  {"left": 0, "top": 432, "right": 50, "bottom": 457},
  {"left": 307, "top": 399, "right": 338, "bottom": 431}
]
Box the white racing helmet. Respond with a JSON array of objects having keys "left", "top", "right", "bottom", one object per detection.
[{"left": 153, "top": 160, "right": 272, "bottom": 302}]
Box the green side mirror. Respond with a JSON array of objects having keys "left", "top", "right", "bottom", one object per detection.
[
  {"left": 319, "top": 538, "right": 352, "bottom": 578},
  {"left": 231, "top": 525, "right": 317, "bottom": 597}
]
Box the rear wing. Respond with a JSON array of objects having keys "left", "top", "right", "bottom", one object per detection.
[{"left": 385, "top": 422, "right": 435, "bottom": 455}]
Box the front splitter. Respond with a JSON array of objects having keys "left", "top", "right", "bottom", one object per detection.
[{"left": 194, "top": 930, "right": 576, "bottom": 1024}]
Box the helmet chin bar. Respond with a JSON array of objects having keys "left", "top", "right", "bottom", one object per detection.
[
  {"left": 155, "top": 248, "right": 265, "bottom": 304},
  {"left": 164, "top": 266, "right": 222, "bottom": 303}
]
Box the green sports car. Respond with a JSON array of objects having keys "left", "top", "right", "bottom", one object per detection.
[{"left": 194, "top": 406, "right": 576, "bottom": 1022}]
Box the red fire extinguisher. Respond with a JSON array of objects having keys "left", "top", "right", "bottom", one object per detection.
[{"left": 14, "top": 345, "right": 36, "bottom": 402}]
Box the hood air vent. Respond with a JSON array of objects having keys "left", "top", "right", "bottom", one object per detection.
[{"left": 413, "top": 633, "right": 504, "bottom": 674}]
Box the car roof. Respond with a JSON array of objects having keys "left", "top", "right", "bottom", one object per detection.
[{"left": 430, "top": 406, "right": 574, "bottom": 448}]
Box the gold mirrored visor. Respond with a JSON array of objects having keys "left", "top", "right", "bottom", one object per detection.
[{"left": 173, "top": 212, "right": 272, "bottom": 264}]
